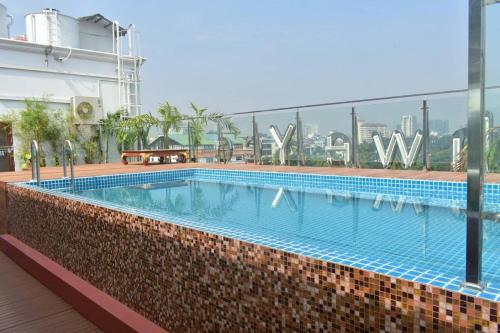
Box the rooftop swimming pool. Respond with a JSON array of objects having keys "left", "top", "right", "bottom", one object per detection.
[{"left": 20, "top": 168, "right": 500, "bottom": 301}]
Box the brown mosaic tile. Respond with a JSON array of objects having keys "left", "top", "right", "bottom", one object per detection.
[{"left": 6, "top": 184, "right": 500, "bottom": 333}]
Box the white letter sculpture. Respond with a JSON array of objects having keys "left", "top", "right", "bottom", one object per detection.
[
  {"left": 451, "top": 138, "right": 462, "bottom": 171},
  {"left": 373, "top": 130, "right": 423, "bottom": 169},
  {"left": 270, "top": 124, "right": 296, "bottom": 165},
  {"left": 325, "top": 133, "right": 351, "bottom": 166}
]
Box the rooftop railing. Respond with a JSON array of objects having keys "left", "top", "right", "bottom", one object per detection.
[{"left": 151, "top": 86, "right": 499, "bottom": 175}]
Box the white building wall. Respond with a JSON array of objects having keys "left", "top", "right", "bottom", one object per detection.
[
  {"left": 0, "top": 44, "right": 118, "bottom": 76},
  {"left": 0, "top": 38, "right": 140, "bottom": 170}
]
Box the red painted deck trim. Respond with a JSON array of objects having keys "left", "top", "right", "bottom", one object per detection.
[{"left": 0, "top": 235, "right": 168, "bottom": 333}]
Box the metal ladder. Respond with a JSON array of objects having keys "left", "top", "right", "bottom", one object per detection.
[
  {"left": 31, "top": 140, "right": 41, "bottom": 185},
  {"left": 113, "top": 21, "right": 142, "bottom": 116},
  {"left": 62, "top": 140, "right": 75, "bottom": 190}
]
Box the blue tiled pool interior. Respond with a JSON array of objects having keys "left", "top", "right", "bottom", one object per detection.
[{"left": 19, "top": 169, "right": 500, "bottom": 301}]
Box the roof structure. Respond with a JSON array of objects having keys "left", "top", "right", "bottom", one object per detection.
[
  {"left": 149, "top": 133, "right": 244, "bottom": 147},
  {"left": 77, "top": 14, "right": 127, "bottom": 36}
]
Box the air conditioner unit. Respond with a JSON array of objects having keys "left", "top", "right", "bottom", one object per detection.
[{"left": 71, "top": 96, "right": 103, "bottom": 125}]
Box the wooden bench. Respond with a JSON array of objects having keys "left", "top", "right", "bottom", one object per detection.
[{"left": 121, "top": 149, "right": 188, "bottom": 165}]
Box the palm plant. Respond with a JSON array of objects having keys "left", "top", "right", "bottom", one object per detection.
[
  {"left": 82, "top": 128, "right": 102, "bottom": 164},
  {"left": 157, "top": 102, "right": 183, "bottom": 149},
  {"left": 98, "top": 110, "right": 122, "bottom": 162},
  {"left": 187, "top": 103, "right": 240, "bottom": 161},
  {"left": 116, "top": 117, "right": 139, "bottom": 152},
  {"left": 134, "top": 113, "right": 159, "bottom": 149},
  {"left": 116, "top": 113, "right": 159, "bottom": 151}
]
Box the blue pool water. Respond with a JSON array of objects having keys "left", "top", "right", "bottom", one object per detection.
[{"left": 21, "top": 169, "right": 500, "bottom": 301}]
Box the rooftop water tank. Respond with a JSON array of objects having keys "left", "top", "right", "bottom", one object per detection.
[
  {"left": 25, "top": 8, "right": 79, "bottom": 48},
  {"left": 0, "top": 3, "right": 8, "bottom": 38}
]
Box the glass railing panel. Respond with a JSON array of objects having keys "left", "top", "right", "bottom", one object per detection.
[
  {"left": 148, "top": 121, "right": 189, "bottom": 150},
  {"left": 481, "top": 1, "right": 500, "bottom": 291},
  {"left": 426, "top": 93, "right": 468, "bottom": 171},
  {"left": 351, "top": 93, "right": 468, "bottom": 171},
  {"left": 253, "top": 110, "right": 298, "bottom": 165},
  {"left": 485, "top": 88, "right": 500, "bottom": 174},
  {"left": 485, "top": 2, "right": 500, "bottom": 176},
  {"left": 354, "top": 98, "right": 424, "bottom": 169},
  {"left": 297, "top": 105, "right": 352, "bottom": 167},
  {"left": 168, "top": 114, "right": 255, "bottom": 164},
  {"left": 217, "top": 113, "right": 253, "bottom": 164},
  {"left": 195, "top": 117, "right": 218, "bottom": 163}
]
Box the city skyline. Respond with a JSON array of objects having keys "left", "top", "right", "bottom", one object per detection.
[{"left": 249, "top": 116, "right": 453, "bottom": 142}]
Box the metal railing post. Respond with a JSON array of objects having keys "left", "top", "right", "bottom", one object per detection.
[
  {"left": 422, "top": 100, "right": 431, "bottom": 170},
  {"left": 351, "top": 106, "right": 359, "bottom": 167},
  {"left": 464, "top": 0, "right": 485, "bottom": 289},
  {"left": 252, "top": 113, "right": 258, "bottom": 165},
  {"left": 62, "top": 140, "right": 75, "bottom": 190},
  {"left": 296, "top": 110, "right": 304, "bottom": 166},
  {"left": 217, "top": 122, "right": 222, "bottom": 164},
  {"left": 30, "top": 140, "right": 40, "bottom": 185},
  {"left": 187, "top": 122, "right": 192, "bottom": 161}
]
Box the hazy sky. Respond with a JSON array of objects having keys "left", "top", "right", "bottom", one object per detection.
[{"left": 4, "top": 1, "right": 500, "bottom": 134}]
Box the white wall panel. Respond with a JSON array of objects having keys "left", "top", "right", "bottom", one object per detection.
[{"left": 0, "top": 68, "right": 99, "bottom": 100}]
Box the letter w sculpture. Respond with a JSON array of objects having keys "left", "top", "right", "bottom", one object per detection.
[{"left": 373, "top": 130, "right": 423, "bottom": 169}]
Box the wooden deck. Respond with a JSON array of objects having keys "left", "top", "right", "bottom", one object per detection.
[{"left": 0, "top": 251, "right": 101, "bottom": 333}]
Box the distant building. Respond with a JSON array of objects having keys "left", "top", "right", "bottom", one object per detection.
[
  {"left": 262, "top": 137, "right": 275, "bottom": 158},
  {"left": 357, "top": 120, "right": 389, "bottom": 143},
  {"left": 303, "top": 124, "right": 319, "bottom": 139},
  {"left": 429, "top": 120, "right": 450, "bottom": 136},
  {"left": 401, "top": 115, "right": 417, "bottom": 137}
]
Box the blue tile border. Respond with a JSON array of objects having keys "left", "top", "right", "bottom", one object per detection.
[{"left": 20, "top": 168, "right": 500, "bottom": 205}]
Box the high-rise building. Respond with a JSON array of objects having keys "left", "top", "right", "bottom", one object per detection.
[
  {"left": 429, "top": 120, "right": 450, "bottom": 136},
  {"left": 401, "top": 115, "right": 417, "bottom": 137},
  {"left": 303, "top": 124, "right": 319, "bottom": 138},
  {"left": 357, "top": 120, "right": 389, "bottom": 143}
]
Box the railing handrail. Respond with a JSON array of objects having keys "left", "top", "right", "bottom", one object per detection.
[
  {"left": 30, "top": 140, "right": 40, "bottom": 185},
  {"left": 229, "top": 85, "right": 500, "bottom": 116},
  {"left": 62, "top": 140, "right": 75, "bottom": 190}
]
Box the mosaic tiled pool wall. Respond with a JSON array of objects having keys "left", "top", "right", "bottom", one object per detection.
[
  {"left": 7, "top": 184, "right": 499, "bottom": 333},
  {"left": 0, "top": 182, "right": 7, "bottom": 235}
]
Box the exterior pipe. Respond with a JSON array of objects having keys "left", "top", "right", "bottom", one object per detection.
[
  {"left": 114, "top": 20, "right": 122, "bottom": 114},
  {"left": 6, "top": 14, "right": 13, "bottom": 38}
]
